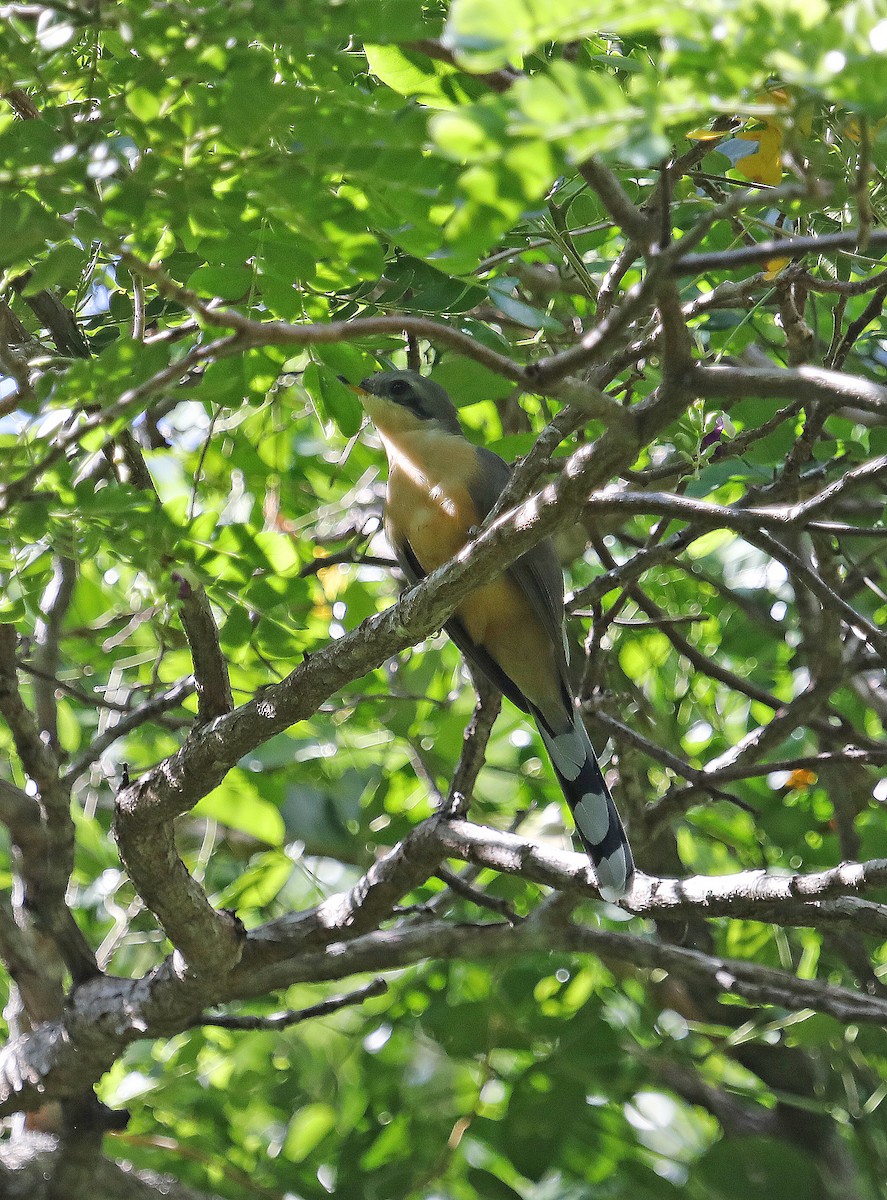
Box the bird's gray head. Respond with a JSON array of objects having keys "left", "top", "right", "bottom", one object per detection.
[{"left": 358, "top": 370, "right": 462, "bottom": 436}]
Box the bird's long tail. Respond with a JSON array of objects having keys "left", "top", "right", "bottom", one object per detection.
[{"left": 533, "top": 706, "right": 634, "bottom": 901}]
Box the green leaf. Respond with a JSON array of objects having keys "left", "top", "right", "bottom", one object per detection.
[
  {"left": 365, "top": 44, "right": 463, "bottom": 107},
  {"left": 510, "top": 61, "right": 636, "bottom": 163},
  {"left": 283, "top": 1103, "right": 337, "bottom": 1163},
  {"left": 186, "top": 265, "right": 254, "bottom": 300},
  {"left": 314, "top": 343, "right": 376, "bottom": 385},
  {"left": 303, "top": 362, "right": 364, "bottom": 437},
  {"left": 214, "top": 851, "right": 293, "bottom": 910},
  {"left": 193, "top": 774, "right": 286, "bottom": 845},
  {"left": 487, "top": 278, "right": 564, "bottom": 332},
  {"left": 430, "top": 356, "right": 514, "bottom": 404},
  {"left": 0, "top": 195, "right": 62, "bottom": 266},
  {"left": 20, "top": 243, "right": 86, "bottom": 294},
  {"left": 125, "top": 86, "right": 162, "bottom": 122},
  {"left": 695, "top": 1136, "right": 826, "bottom": 1200}
]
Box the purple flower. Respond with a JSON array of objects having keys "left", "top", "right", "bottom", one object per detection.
[{"left": 700, "top": 418, "right": 724, "bottom": 452}]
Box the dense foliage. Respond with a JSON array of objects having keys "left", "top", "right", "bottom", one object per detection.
[{"left": 1, "top": 2, "right": 887, "bottom": 1197}]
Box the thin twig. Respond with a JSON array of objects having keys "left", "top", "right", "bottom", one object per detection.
[
  {"left": 674, "top": 227, "right": 887, "bottom": 274},
  {"left": 445, "top": 671, "right": 502, "bottom": 818},
  {"left": 32, "top": 556, "right": 76, "bottom": 753},
  {"left": 62, "top": 679, "right": 195, "bottom": 783},
  {"left": 190, "top": 978, "right": 388, "bottom": 1030}
]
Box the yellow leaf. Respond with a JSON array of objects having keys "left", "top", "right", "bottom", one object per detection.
[
  {"left": 845, "top": 115, "right": 886, "bottom": 144},
  {"left": 763, "top": 256, "right": 790, "bottom": 280},
  {"left": 687, "top": 128, "right": 726, "bottom": 142},
  {"left": 735, "top": 125, "right": 783, "bottom": 186}
]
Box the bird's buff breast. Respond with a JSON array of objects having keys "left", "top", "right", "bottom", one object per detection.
[{"left": 385, "top": 457, "right": 476, "bottom": 571}]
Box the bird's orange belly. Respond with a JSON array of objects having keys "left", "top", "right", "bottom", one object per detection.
[
  {"left": 387, "top": 465, "right": 560, "bottom": 708},
  {"left": 384, "top": 445, "right": 564, "bottom": 715}
]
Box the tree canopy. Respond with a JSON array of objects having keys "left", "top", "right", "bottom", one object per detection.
[{"left": 2, "top": 2, "right": 887, "bottom": 1197}]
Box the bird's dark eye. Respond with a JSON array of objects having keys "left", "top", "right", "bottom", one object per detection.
[{"left": 389, "top": 380, "right": 410, "bottom": 398}]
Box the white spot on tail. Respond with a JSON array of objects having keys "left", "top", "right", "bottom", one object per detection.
[
  {"left": 541, "top": 728, "right": 585, "bottom": 781},
  {"left": 574, "top": 792, "right": 611, "bottom": 845},
  {"left": 596, "top": 845, "right": 630, "bottom": 902}
]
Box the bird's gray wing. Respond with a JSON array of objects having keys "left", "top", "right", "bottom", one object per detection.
[
  {"left": 470, "top": 447, "right": 572, "bottom": 684},
  {"left": 390, "top": 533, "right": 532, "bottom": 713},
  {"left": 387, "top": 444, "right": 572, "bottom": 710}
]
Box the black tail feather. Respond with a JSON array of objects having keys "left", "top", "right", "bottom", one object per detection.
[{"left": 533, "top": 706, "right": 634, "bottom": 900}]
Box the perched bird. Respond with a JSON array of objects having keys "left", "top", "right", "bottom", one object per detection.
[{"left": 356, "top": 369, "right": 634, "bottom": 900}]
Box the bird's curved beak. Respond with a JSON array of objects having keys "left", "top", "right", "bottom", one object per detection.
[
  {"left": 338, "top": 373, "right": 397, "bottom": 433},
  {"left": 337, "top": 374, "right": 372, "bottom": 396}
]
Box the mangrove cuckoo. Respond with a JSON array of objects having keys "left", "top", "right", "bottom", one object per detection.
[{"left": 356, "top": 369, "right": 634, "bottom": 900}]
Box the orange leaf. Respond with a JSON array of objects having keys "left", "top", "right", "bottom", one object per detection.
[{"left": 786, "top": 768, "right": 818, "bottom": 793}]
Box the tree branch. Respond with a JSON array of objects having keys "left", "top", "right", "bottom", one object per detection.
[
  {"left": 235, "top": 911, "right": 887, "bottom": 1027},
  {"left": 189, "top": 978, "right": 387, "bottom": 1030},
  {"left": 673, "top": 227, "right": 887, "bottom": 274},
  {"left": 693, "top": 362, "right": 887, "bottom": 415},
  {"left": 0, "top": 1131, "right": 224, "bottom": 1200},
  {"left": 32, "top": 557, "right": 76, "bottom": 754},
  {"left": 433, "top": 820, "right": 887, "bottom": 935},
  {"left": 172, "top": 575, "right": 233, "bottom": 722},
  {"left": 445, "top": 672, "right": 501, "bottom": 818},
  {"left": 62, "top": 680, "right": 196, "bottom": 784},
  {"left": 113, "top": 813, "right": 245, "bottom": 980},
  {"left": 10, "top": 274, "right": 90, "bottom": 360},
  {"left": 0, "top": 625, "right": 95, "bottom": 983},
  {"left": 4, "top": 813, "right": 887, "bottom": 1117}
]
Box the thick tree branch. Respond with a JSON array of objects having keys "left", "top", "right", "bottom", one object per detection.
[
  {"left": 4, "top": 812, "right": 887, "bottom": 1116},
  {"left": 235, "top": 912, "right": 887, "bottom": 1027},
  {"left": 0, "top": 779, "right": 46, "bottom": 858},
  {"left": 251, "top": 815, "right": 449, "bottom": 953},
  {"left": 433, "top": 820, "right": 887, "bottom": 935},
  {"left": 0, "top": 1132, "right": 223, "bottom": 1200},
  {"left": 113, "top": 815, "right": 245, "bottom": 980},
  {"left": 0, "top": 626, "right": 95, "bottom": 983},
  {"left": 0, "top": 893, "right": 63, "bottom": 1025}
]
